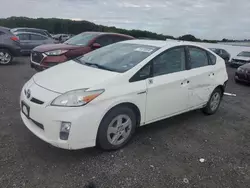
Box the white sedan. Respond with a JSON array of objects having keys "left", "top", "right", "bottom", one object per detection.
[{"left": 20, "top": 40, "right": 228, "bottom": 150}]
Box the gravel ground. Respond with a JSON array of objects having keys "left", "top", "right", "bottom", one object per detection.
[{"left": 0, "top": 57, "right": 250, "bottom": 188}]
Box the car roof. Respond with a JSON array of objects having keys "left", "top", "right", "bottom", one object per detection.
[
  {"left": 82, "top": 31, "right": 134, "bottom": 38},
  {"left": 122, "top": 39, "right": 204, "bottom": 48},
  {"left": 0, "top": 26, "right": 11, "bottom": 32},
  {"left": 14, "top": 31, "right": 49, "bottom": 37},
  {"left": 11, "top": 27, "right": 48, "bottom": 32}
]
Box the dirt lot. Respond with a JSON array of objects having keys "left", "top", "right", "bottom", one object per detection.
[{"left": 0, "top": 57, "right": 250, "bottom": 188}]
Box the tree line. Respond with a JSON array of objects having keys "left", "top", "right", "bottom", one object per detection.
[{"left": 0, "top": 17, "right": 230, "bottom": 43}]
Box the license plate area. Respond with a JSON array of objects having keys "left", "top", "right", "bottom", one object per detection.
[{"left": 21, "top": 101, "right": 30, "bottom": 119}]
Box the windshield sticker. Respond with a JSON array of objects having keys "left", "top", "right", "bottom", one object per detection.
[{"left": 134, "top": 48, "right": 154, "bottom": 53}]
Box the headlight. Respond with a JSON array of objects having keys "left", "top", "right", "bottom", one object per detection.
[
  {"left": 45, "top": 49, "right": 68, "bottom": 56},
  {"left": 51, "top": 89, "right": 104, "bottom": 107},
  {"left": 237, "top": 67, "right": 243, "bottom": 72}
]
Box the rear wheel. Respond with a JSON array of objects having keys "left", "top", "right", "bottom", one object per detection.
[
  {"left": 97, "top": 106, "right": 136, "bottom": 150},
  {"left": 203, "top": 88, "right": 223, "bottom": 115},
  {"left": 0, "top": 49, "right": 13, "bottom": 65}
]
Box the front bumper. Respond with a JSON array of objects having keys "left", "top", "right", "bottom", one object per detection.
[
  {"left": 235, "top": 72, "right": 250, "bottom": 83},
  {"left": 230, "top": 61, "right": 249, "bottom": 67},
  {"left": 20, "top": 81, "right": 104, "bottom": 150},
  {"left": 30, "top": 52, "right": 67, "bottom": 71}
]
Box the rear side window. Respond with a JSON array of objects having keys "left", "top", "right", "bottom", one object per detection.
[
  {"left": 208, "top": 52, "right": 216, "bottom": 65},
  {"left": 188, "top": 47, "right": 209, "bottom": 69},
  {"left": 18, "top": 33, "right": 30, "bottom": 40},
  {"left": 152, "top": 47, "right": 186, "bottom": 77},
  {"left": 30, "top": 34, "right": 47, "bottom": 40}
]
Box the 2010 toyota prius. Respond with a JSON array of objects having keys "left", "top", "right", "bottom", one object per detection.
[{"left": 20, "top": 40, "right": 228, "bottom": 150}]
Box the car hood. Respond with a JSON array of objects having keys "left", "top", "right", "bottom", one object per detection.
[
  {"left": 233, "top": 56, "right": 250, "bottom": 61},
  {"left": 33, "top": 60, "right": 120, "bottom": 93},
  {"left": 33, "top": 43, "right": 85, "bottom": 52},
  {"left": 240, "top": 63, "right": 250, "bottom": 69}
]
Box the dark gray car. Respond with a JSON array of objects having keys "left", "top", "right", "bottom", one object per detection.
[
  {"left": 14, "top": 32, "right": 56, "bottom": 55},
  {"left": 209, "top": 48, "right": 231, "bottom": 63},
  {"left": 0, "top": 26, "right": 21, "bottom": 65},
  {"left": 11, "top": 27, "right": 52, "bottom": 38}
]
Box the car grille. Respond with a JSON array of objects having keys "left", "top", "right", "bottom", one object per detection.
[
  {"left": 31, "top": 51, "right": 44, "bottom": 64},
  {"left": 31, "top": 119, "right": 44, "bottom": 130},
  {"left": 232, "top": 59, "right": 249, "bottom": 63}
]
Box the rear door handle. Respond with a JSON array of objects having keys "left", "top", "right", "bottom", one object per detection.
[{"left": 209, "top": 73, "right": 215, "bottom": 76}]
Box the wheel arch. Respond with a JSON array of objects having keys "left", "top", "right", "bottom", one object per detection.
[{"left": 100, "top": 102, "right": 142, "bottom": 127}]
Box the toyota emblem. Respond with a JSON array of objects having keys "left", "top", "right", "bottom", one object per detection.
[{"left": 26, "top": 89, "right": 31, "bottom": 99}]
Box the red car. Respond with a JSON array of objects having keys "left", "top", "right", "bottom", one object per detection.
[{"left": 30, "top": 32, "right": 134, "bottom": 71}]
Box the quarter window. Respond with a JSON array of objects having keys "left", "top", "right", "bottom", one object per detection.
[
  {"left": 189, "top": 47, "right": 209, "bottom": 68},
  {"left": 208, "top": 52, "right": 216, "bottom": 65},
  {"left": 152, "top": 47, "right": 186, "bottom": 76}
]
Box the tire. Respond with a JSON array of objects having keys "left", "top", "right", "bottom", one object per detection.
[
  {"left": 203, "top": 88, "right": 223, "bottom": 115},
  {"left": 0, "top": 49, "right": 13, "bottom": 65},
  {"left": 97, "top": 106, "right": 136, "bottom": 150}
]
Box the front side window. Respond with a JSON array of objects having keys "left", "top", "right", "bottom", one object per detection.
[
  {"left": 152, "top": 47, "right": 186, "bottom": 77},
  {"left": 30, "top": 34, "right": 47, "bottom": 40},
  {"left": 189, "top": 47, "right": 209, "bottom": 69},
  {"left": 77, "top": 43, "right": 159, "bottom": 73},
  {"left": 64, "top": 32, "right": 99, "bottom": 46}
]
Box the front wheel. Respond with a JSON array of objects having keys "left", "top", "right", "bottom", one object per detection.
[
  {"left": 97, "top": 106, "right": 136, "bottom": 150},
  {"left": 203, "top": 88, "right": 223, "bottom": 115},
  {"left": 0, "top": 49, "right": 13, "bottom": 65}
]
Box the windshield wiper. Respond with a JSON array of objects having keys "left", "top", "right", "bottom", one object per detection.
[{"left": 84, "top": 62, "right": 116, "bottom": 72}]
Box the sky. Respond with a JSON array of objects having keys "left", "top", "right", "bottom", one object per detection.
[{"left": 0, "top": 0, "right": 250, "bottom": 40}]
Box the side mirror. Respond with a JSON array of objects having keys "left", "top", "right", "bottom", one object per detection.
[{"left": 92, "top": 43, "right": 101, "bottom": 49}]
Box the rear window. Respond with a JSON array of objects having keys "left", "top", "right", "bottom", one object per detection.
[{"left": 77, "top": 43, "right": 159, "bottom": 73}]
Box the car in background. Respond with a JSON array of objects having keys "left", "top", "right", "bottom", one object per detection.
[
  {"left": 14, "top": 32, "right": 56, "bottom": 55},
  {"left": 11, "top": 27, "right": 52, "bottom": 38},
  {"left": 30, "top": 32, "right": 134, "bottom": 71},
  {"left": 209, "top": 48, "right": 230, "bottom": 63},
  {"left": 20, "top": 40, "right": 228, "bottom": 150},
  {"left": 52, "top": 34, "right": 72, "bottom": 43},
  {"left": 230, "top": 51, "right": 250, "bottom": 67},
  {"left": 235, "top": 63, "right": 250, "bottom": 84},
  {"left": 0, "top": 26, "right": 21, "bottom": 65}
]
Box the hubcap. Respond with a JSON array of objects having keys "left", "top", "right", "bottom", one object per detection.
[
  {"left": 210, "top": 92, "right": 221, "bottom": 111},
  {"left": 107, "top": 114, "right": 132, "bottom": 146},
  {"left": 0, "top": 51, "right": 11, "bottom": 64}
]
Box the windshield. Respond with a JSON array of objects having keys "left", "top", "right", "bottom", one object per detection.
[
  {"left": 237, "top": 51, "right": 250, "bottom": 57},
  {"left": 77, "top": 43, "right": 159, "bottom": 73},
  {"left": 64, "top": 32, "right": 98, "bottom": 46}
]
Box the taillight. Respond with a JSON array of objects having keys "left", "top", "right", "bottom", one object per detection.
[{"left": 10, "top": 36, "right": 19, "bottom": 42}]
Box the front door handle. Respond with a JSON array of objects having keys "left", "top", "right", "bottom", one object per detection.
[
  {"left": 209, "top": 73, "right": 215, "bottom": 77},
  {"left": 181, "top": 80, "right": 190, "bottom": 85}
]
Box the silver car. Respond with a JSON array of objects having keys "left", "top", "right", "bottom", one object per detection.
[{"left": 14, "top": 32, "right": 56, "bottom": 55}]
